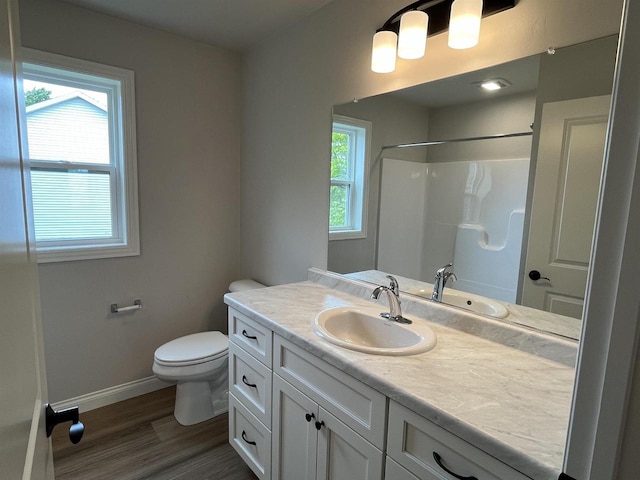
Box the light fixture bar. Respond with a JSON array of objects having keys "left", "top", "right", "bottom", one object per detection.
[
  {"left": 371, "top": 0, "right": 516, "bottom": 73},
  {"left": 375, "top": 0, "right": 515, "bottom": 38}
]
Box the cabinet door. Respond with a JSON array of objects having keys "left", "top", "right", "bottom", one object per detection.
[
  {"left": 272, "top": 374, "right": 318, "bottom": 480},
  {"left": 316, "top": 407, "right": 384, "bottom": 480}
]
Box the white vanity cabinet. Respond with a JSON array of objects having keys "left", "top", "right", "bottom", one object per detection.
[
  {"left": 227, "top": 306, "right": 537, "bottom": 480},
  {"left": 272, "top": 374, "right": 383, "bottom": 480},
  {"left": 387, "top": 401, "right": 532, "bottom": 480},
  {"left": 228, "top": 309, "right": 273, "bottom": 480},
  {"left": 271, "top": 335, "right": 386, "bottom": 480}
]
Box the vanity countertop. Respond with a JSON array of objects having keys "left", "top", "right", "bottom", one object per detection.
[{"left": 224, "top": 280, "right": 575, "bottom": 480}]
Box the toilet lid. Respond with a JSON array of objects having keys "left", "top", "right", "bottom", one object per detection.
[{"left": 154, "top": 331, "right": 228, "bottom": 366}]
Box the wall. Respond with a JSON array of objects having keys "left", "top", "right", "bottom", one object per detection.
[
  {"left": 19, "top": 0, "right": 242, "bottom": 402},
  {"left": 427, "top": 92, "right": 536, "bottom": 162},
  {"left": 241, "top": 0, "right": 623, "bottom": 287},
  {"left": 329, "top": 94, "right": 429, "bottom": 273}
]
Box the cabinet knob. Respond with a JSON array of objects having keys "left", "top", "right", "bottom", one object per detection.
[
  {"left": 315, "top": 420, "right": 325, "bottom": 431},
  {"left": 433, "top": 452, "right": 478, "bottom": 480},
  {"left": 305, "top": 412, "right": 315, "bottom": 422}
]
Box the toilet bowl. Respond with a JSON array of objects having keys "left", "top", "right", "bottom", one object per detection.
[{"left": 152, "top": 279, "right": 266, "bottom": 426}]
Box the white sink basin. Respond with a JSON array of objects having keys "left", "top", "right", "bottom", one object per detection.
[
  {"left": 313, "top": 306, "right": 437, "bottom": 356},
  {"left": 407, "top": 288, "right": 509, "bottom": 318}
]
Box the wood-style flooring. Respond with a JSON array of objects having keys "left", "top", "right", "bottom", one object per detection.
[{"left": 52, "top": 387, "right": 257, "bottom": 480}]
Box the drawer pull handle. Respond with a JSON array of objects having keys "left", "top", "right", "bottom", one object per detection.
[
  {"left": 242, "top": 329, "right": 258, "bottom": 340},
  {"left": 241, "top": 430, "right": 257, "bottom": 446},
  {"left": 305, "top": 413, "right": 315, "bottom": 422},
  {"left": 315, "top": 420, "right": 325, "bottom": 431},
  {"left": 433, "top": 452, "right": 478, "bottom": 480},
  {"left": 242, "top": 375, "right": 257, "bottom": 388}
]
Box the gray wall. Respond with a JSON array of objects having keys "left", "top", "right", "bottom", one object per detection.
[
  {"left": 240, "top": 0, "right": 624, "bottom": 287},
  {"left": 329, "top": 95, "right": 430, "bottom": 273},
  {"left": 427, "top": 91, "right": 537, "bottom": 162},
  {"left": 20, "top": 0, "right": 242, "bottom": 402}
]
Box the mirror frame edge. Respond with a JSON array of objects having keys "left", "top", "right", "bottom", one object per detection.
[{"left": 564, "top": 0, "right": 640, "bottom": 477}]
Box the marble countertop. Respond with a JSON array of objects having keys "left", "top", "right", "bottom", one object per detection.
[{"left": 224, "top": 279, "right": 576, "bottom": 480}]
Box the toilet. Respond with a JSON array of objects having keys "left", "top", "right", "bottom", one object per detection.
[{"left": 152, "top": 279, "right": 266, "bottom": 426}]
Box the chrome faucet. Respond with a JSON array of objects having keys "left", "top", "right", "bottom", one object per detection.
[
  {"left": 371, "top": 275, "right": 411, "bottom": 324},
  {"left": 431, "top": 263, "right": 457, "bottom": 302}
]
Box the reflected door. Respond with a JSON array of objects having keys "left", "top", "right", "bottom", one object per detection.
[{"left": 522, "top": 95, "right": 610, "bottom": 318}]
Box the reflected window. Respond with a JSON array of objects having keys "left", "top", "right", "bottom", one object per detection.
[{"left": 329, "top": 115, "right": 370, "bottom": 240}]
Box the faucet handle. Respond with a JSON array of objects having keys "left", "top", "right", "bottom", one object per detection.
[
  {"left": 385, "top": 275, "right": 399, "bottom": 296},
  {"left": 436, "top": 263, "right": 453, "bottom": 275}
]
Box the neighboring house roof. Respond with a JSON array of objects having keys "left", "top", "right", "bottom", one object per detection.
[{"left": 26, "top": 90, "right": 107, "bottom": 113}]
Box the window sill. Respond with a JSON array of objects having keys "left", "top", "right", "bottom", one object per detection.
[
  {"left": 329, "top": 231, "right": 367, "bottom": 241},
  {"left": 36, "top": 243, "right": 140, "bottom": 263}
]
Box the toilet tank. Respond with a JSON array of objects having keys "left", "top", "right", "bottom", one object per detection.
[{"left": 228, "top": 279, "right": 266, "bottom": 293}]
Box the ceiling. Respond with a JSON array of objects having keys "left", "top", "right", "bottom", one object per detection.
[
  {"left": 61, "top": 0, "right": 336, "bottom": 50},
  {"left": 390, "top": 54, "right": 540, "bottom": 108}
]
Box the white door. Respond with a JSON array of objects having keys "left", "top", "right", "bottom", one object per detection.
[
  {"left": 316, "top": 407, "right": 383, "bottom": 480},
  {"left": 521, "top": 95, "right": 610, "bottom": 319},
  {"left": 272, "top": 375, "right": 318, "bottom": 480},
  {"left": 0, "top": 0, "right": 53, "bottom": 478}
]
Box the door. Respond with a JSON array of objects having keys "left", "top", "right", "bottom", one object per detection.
[
  {"left": 521, "top": 95, "right": 610, "bottom": 319},
  {"left": 0, "top": 0, "right": 53, "bottom": 478},
  {"left": 316, "top": 407, "right": 384, "bottom": 480},
  {"left": 272, "top": 375, "right": 318, "bottom": 480}
]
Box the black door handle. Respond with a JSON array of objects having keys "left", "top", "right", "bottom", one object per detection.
[
  {"left": 45, "top": 404, "right": 84, "bottom": 444},
  {"left": 528, "top": 270, "right": 551, "bottom": 281}
]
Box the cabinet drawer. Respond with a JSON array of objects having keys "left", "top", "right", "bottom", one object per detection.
[
  {"left": 229, "top": 308, "right": 272, "bottom": 367},
  {"left": 274, "top": 335, "right": 387, "bottom": 449},
  {"left": 387, "top": 401, "right": 531, "bottom": 480},
  {"left": 385, "top": 457, "right": 421, "bottom": 480},
  {"left": 229, "top": 342, "right": 272, "bottom": 428},
  {"left": 229, "top": 393, "right": 271, "bottom": 480}
]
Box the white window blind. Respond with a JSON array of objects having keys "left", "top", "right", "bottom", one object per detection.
[{"left": 30, "top": 168, "right": 113, "bottom": 241}]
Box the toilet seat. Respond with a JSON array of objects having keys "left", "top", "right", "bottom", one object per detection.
[{"left": 154, "top": 331, "right": 228, "bottom": 367}]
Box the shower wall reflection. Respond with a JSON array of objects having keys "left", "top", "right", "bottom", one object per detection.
[{"left": 378, "top": 157, "right": 529, "bottom": 303}]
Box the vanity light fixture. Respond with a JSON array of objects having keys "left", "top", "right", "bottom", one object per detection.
[{"left": 371, "top": 0, "right": 516, "bottom": 73}]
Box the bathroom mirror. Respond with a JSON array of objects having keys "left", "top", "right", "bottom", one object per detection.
[{"left": 327, "top": 35, "right": 618, "bottom": 340}]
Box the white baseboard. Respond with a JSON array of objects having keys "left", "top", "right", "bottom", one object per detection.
[{"left": 51, "top": 376, "right": 171, "bottom": 413}]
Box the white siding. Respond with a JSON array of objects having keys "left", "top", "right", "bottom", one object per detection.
[{"left": 26, "top": 97, "right": 109, "bottom": 164}]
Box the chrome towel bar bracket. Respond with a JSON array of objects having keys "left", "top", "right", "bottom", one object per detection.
[{"left": 110, "top": 299, "right": 142, "bottom": 313}]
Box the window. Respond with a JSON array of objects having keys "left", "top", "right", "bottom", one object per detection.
[
  {"left": 329, "top": 115, "right": 371, "bottom": 240},
  {"left": 22, "top": 49, "right": 139, "bottom": 262}
]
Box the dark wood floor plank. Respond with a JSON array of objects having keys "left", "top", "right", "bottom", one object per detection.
[{"left": 52, "top": 387, "right": 256, "bottom": 480}]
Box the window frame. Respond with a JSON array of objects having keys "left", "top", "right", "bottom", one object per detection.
[
  {"left": 21, "top": 48, "right": 140, "bottom": 263},
  {"left": 329, "top": 115, "right": 371, "bottom": 241}
]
